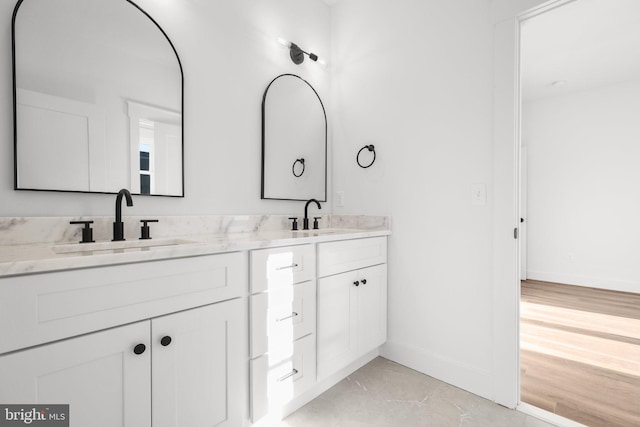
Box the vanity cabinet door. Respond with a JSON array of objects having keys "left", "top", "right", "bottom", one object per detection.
[
  {"left": 0, "top": 321, "right": 151, "bottom": 427},
  {"left": 317, "top": 264, "right": 387, "bottom": 381},
  {"left": 317, "top": 270, "right": 359, "bottom": 380},
  {"left": 151, "top": 298, "right": 245, "bottom": 427},
  {"left": 357, "top": 264, "right": 387, "bottom": 353}
]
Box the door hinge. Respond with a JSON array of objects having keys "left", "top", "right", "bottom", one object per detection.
[{"left": 514, "top": 227, "right": 519, "bottom": 239}]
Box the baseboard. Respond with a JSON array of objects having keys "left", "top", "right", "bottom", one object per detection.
[
  {"left": 518, "top": 402, "right": 588, "bottom": 427},
  {"left": 526, "top": 270, "right": 640, "bottom": 294},
  {"left": 380, "top": 340, "right": 493, "bottom": 402}
]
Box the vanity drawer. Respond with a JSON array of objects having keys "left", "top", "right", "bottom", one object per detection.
[
  {"left": 250, "top": 244, "right": 315, "bottom": 293},
  {"left": 250, "top": 280, "right": 316, "bottom": 359},
  {"left": 250, "top": 333, "right": 316, "bottom": 423},
  {"left": 0, "top": 252, "right": 247, "bottom": 354},
  {"left": 318, "top": 236, "right": 387, "bottom": 277}
]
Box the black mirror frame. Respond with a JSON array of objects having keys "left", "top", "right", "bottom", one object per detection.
[
  {"left": 261, "top": 73, "right": 327, "bottom": 202},
  {"left": 11, "top": 0, "right": 185, "bottom": 197}
]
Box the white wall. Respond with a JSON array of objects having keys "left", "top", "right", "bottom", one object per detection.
[
  {"left": 2, "top": 0, "right": 586, "bottom": 408},
  {"left": 524, "top": 79, "right": 640, "bottom": 293},
  {"left": 331, "top": 0, "right": 496, "bottom": 399},
  {"left": 0, "top": 0, "right": 331, "bottom": 216}
]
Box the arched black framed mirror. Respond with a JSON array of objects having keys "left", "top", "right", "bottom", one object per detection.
[
  {"left": 12, "top": 0, "right": 184, "bottom": 196},
  {"left": 261, "top": 74, "right": 327, "bottom": 201}
]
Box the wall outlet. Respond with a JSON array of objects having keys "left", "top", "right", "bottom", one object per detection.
[{"left": 336, "top": 191, "right": 345, "bottom": 207}]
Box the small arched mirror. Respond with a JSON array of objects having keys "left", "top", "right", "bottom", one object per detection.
[
  {"left": 261, "top": 74, "right": 327, "bottom": 201},
  {"left": 12, "top": 0, "right": 184, "bottom": 196}
]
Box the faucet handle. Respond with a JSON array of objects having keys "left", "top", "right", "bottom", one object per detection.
[
  {"left": 70, "top": 221, "right": 95, "bottom": 244},
  {"left": 140, "top": 219, "right": 159, "bottom": 240},
  {"left": 288, "top": 217, "right": 299, "bottom": 231},
  {"left": 313, "top": 217, "right": 321, "bottom": 230}
]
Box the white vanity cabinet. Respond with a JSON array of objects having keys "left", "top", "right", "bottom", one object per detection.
[
  {"left": 249, "top": 244, "right": 317, "bottom": 423},
  {"left": 0, "top": 252, "right": 247, "bottom": 427},
  {"left": 0, "top": 226, "right": 390, "bottom": 427},
  {"left": 316, "top": 237, "right": 388, "bottom": 381}
]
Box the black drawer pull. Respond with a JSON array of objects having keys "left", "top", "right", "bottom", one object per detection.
[
  {"left": 160, "top": 336, "right": 172, "bottom": 347},
  {"left": 361, "top": 279, "right": 367, "bottom": 285},
  {"left": 353, "top": 280, "right": 360, "bottom": 287}
]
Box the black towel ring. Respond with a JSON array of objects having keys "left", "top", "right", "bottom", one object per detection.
[
  {"left": 357, "top": 145, "right": 376, "bottom": 168},
  {"left": 292, "top": 158, "right": 305, "bottom": 177}
]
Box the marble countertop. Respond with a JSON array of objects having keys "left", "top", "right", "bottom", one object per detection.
[{"left": 0, "top": 228, "right": 391, "bottom": 278}]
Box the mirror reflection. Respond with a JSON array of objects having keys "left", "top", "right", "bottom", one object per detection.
[
  {"left": 13, "top": 0, "right": 183, "bottom": 196},
  {"left": 262, "top": 74, "right": 327, "bottom": 201}
]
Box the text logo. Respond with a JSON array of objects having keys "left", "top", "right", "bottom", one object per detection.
[{"left": 0, "top": 405, "right": 68, "bottom": 426}]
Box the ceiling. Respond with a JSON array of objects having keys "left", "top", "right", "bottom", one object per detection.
[{"left": 521, "top": 0, "right": 640, "bottom": 101}]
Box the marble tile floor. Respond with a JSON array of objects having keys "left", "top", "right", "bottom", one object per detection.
[{"left": 279, "top": 357, "right": 556, "bottom": 427}]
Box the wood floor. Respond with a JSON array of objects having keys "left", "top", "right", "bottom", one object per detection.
[{"left": 520, "top": 280, "right": 640, "bottom": 427}]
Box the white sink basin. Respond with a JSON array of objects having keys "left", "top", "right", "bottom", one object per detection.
[{"left": 53, "top": 238, "right": 197, "bottom": 255}]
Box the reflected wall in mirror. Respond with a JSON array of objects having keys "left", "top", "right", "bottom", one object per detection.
[
  {"left": 12, "top": 0, "right": 184, "bottom": 196},
  {"left": 261, "top": 74, "right": 327, "bottom": 201}
]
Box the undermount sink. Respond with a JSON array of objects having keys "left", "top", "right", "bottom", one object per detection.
[{"left": 52, "top": 238, "right": 197, "bottom": 255}]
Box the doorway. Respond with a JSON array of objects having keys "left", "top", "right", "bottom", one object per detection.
[{"left": 518, "top": 0, "right": 640, "bottom": 425}]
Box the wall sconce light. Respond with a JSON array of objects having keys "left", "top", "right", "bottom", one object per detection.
[{"left": 278, "top": 37, "right": 325, "bottom": 66}]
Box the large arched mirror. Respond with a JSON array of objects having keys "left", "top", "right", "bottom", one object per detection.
[
  {"left": 12, "top": 0, "right": 184, "bottom": 196},
  {"left": 261, "top": 74, "right": 327, "bottom": 201}
]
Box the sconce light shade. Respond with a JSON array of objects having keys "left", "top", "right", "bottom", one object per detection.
[{"left": 277, "top": 37, "right": 290, "bottom": 47}]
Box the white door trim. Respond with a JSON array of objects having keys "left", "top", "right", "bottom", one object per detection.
[
  {"left": 520, "top": 147, "right": 527, "bottom": 280},
  {"left": 491, "top": 0, "right": 582, "bottom": 409}
]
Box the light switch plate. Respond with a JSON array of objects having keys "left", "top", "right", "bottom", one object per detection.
[{"left": 471, "top": 183, "right": 486, "bottom": 206}]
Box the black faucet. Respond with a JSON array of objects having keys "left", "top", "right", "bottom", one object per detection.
[
  {"left": 113, "top": 189, "right": 134, "bottom": 241},
  {"left": 303, "top": 199, "right": 321, "bottom": 230}
]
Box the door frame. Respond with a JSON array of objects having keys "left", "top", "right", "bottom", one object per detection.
[
  {"left": 520, "top": 147, "right": 527, "bottom": 281},
  {"left": 491, "top": 0, "right": 579, "bottom": 409}
]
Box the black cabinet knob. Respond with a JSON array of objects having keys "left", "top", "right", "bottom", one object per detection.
[
  {"left": 133, "top": 343, "right": 146, "bottom": 355},
  {"left": 353, "top": 280, "right": 360, "bottom": 287},
  {"left": 361, "top": 279, "right": 367, "bottom": 285},
  {"left": 160, "top": 336, "right": 172, "bottom": 347}
]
